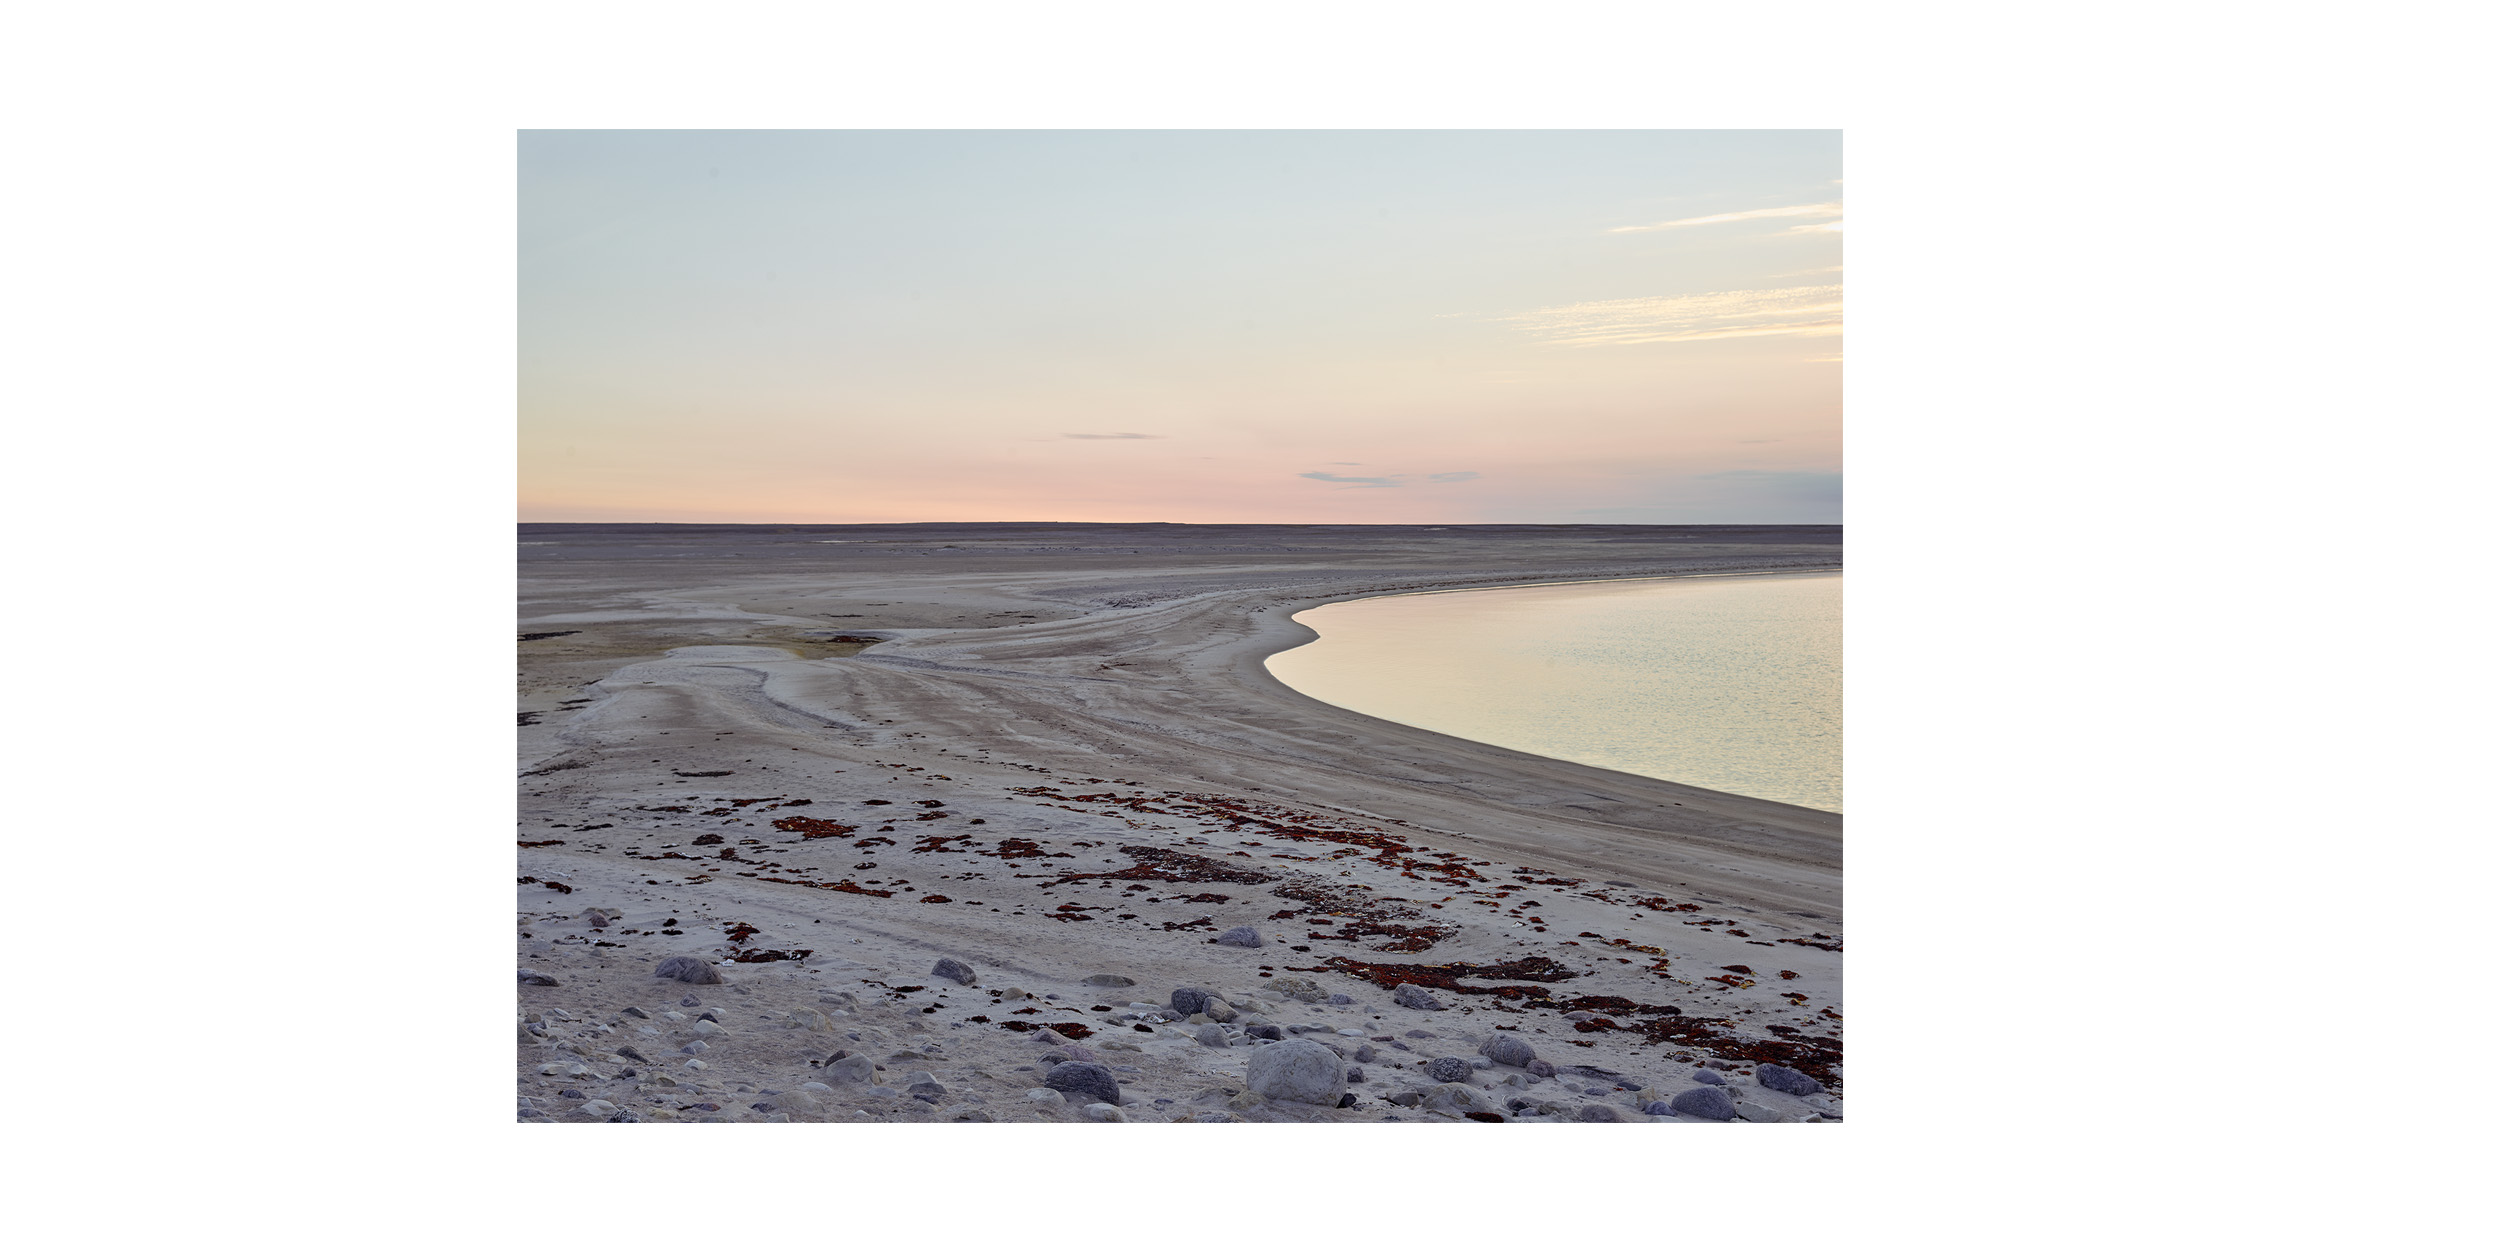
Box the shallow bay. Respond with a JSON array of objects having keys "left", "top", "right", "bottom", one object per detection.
[{"left": 1266, "top": 571, "right": 1841, "bottom": 812}]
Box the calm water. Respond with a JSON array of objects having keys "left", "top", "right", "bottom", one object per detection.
[{"left": 1265, "top": 572, "right": 1841, "bottom": 812}]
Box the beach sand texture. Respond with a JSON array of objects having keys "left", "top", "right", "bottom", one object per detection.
[{"left": 518, "top": 523, "right": 1842, "bottom": 1124}]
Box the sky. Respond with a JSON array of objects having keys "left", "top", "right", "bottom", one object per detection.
[{"left": 519, "top": 130, "right": 1840, "bottom": 524}]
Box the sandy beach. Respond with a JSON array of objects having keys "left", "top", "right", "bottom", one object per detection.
[{"left": 517, "top": 523, "right": 1842, "bottom": 1124}]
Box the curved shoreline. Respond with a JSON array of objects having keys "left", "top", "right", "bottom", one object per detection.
[{"left": 1260, "top": 569, "right": 1840, "bottom": 813}]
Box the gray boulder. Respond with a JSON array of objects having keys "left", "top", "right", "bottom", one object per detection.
[
  {"left": 1692, "top": 1069, "right": 1726, "bottom": 1086},
  {"left": 1393, "top": 984, "right": 1445, "bottom": 1011},
  {"left": 1353, "top": 1045, "right": 1378, "bottom": 1063},
  {"left": 1170, "top": 986, "right": 1215, "bottom": 1016},
  {"left": 1215, "top": 926, "right": 1263, "bottom": 948},
  {"left": 1576, "top": 1103, "right": 1627, "bottom": 1122},
  {"left": 1426, "top": 1056, "right": 1474, "bottom": 1083},
  {"left": 1043, "top": 1062, "right": 1123, "bottom": 1107},
  {"left": 1244, "top": 1038, "right": 1347, "bottom": 1107},
  {"left": 652, "top": 956, "right": 723, "bottom": 985},
  {"left": 1479, "top": 1035, "right": 1536, "bottom": 1067},
  {"left": 1345, "top": 1066, "right": 1365, "bottom": 1083},
  {"left": 1640, "top": 1100, "right": 1674, "bottom": 1116},
  {"left": 1194, "top": 1024, "right": 1229, "bottom": 1048},
  {"left": 930, "top": 958, "right": 978, "bottom": 986},
  {"left": 1669, "top": 1086, "right": 1737, "bottom": 1121},
  {"left": 822, "top": 1054, "right": 878, "bottom": 1084},
  {"left": 1525, "top": 1059, "right": 1557, "bottom": 1078},
  {"left": 1756, "top": 1064, "right": 1825, "bottom": 1096},
  {"left": 1243, "top": 1024, "right": 1283, "bottom": 1041},
  {"left": 517, "top": 969, "right": 558, "bottom": 986}
]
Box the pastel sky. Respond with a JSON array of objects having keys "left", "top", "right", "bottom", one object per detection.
[{"left": 520, "top": 130, "right": 1839, "bottom": 524}]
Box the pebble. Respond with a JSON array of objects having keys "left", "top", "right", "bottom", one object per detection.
[
  {"left": 1244, "top": 1038, "right": 1348, "bottom": 1107},
  {"left": 1344, "top": 1066, "right": 1365, "bottom": 1083},
  {"left": 621, "top": 1006, "right": 648, "bottom": 1019},
  {"left": 1692, "top": 1069, "right": 1726, "bottom": 1086},
  {"left": 1755, "top": 1064, "right": 1825, "bottom": 1096},
  {"left": 1403, "top": 1029, "right": 1436, "bottom": 1039},
  {"left": 1735, "top": 1101, "right": 1788, "bottom": 1123},
  {"left": 1043, "top": 1061, "right": 1123, "bottom": 1106},
  {"left": 683, "top": 1059, "right": 708, "bottom": 1071},
  {"left": 1525, "top": 1059, "right": 1557, "bottom": 1078},
  {"left": 930, "top": 958, "right": 979, "bottom": 986},
  {"left": 616, "top": 1046, "right": 648, "bottom": 1062},
  {"left": 1084, "top": 1103, "right": 1127, "bottom": 1122},
  {"left": 1668, "top": 1086, "right": 1737, "bottom": 1121},
  {"left": 518, "top": 969, "right": 559, "bottom": 986},
  {"left": 1393, "top": 985, "right": 1445, "bottom": 1011},
  {"left": 1426, "top": 1056, "right": 1474, "bottom": 1083},
  {"left": 1576, "top": 1104, "right": 1626, "bottom": 1123},
  {"left": 680, "top": 1041, "right": 709, "bottom": 1055},
  {"left": 1327, "top": 994, "right": 1354, "bottom": 1005},
  {"left": 1214, "top": 926, "right": 1263, "bottom": 948},
  {"left": 1024, "top": 1088, "right": 1065, "bottom": 1105},
  {"left": 1194, "top": 1024, "right": 1229, "bottom": 1048},
  {"left": 1244, "top": 1024, "right": 1283, "bottom": 1041},
  {"left": 579, "top": 1100, "right": 617, "bottom": 1117},
  {"left": 824, "top": 1054, "right": 877, "bottom": 1083}
]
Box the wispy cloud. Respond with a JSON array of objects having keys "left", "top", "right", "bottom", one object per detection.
[
  {"left": 1608, "top": 202, "right": 1841, "bottom": 234},
  {"left": 1503, "top": 286, "right": 1841, "bottom": 347},
  {"left": 1063, "top": 432, "right": 1161, "bottom": 440},
  {"left": 1300, "top": 470, "right": 1481, "bottom": 489}
]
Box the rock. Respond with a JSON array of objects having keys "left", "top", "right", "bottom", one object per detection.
[
  {"left": 1344, "top": 1066, "right": 1365, "bottom": 1083},
  {"left": 1479, "top": 1036, "right": 1537, "bottom": 1068},
  {"left": 683, "top": 1058, "right": 707, "bottom": 1071},
  {"left": 1084, "top": 1103, "right": 1126, "bottom": 1122},
  {"left": 1641, "top": 1100, "right": 1674, "bottom": 1116},
  {"left": 930, "top": 958, "right": 978, "bottom": 986},
  {"left": 1043, "top": 1062, "right": 1122, "bottom": 1106},
  {"left": 1169, "top": 987, "right": 1214, "bottom": 1016},
  {"left": 823, "top": 1054, "right": 878, "bottom": 1084},
  {"left": 518, "top": 969, "right": 559, "bottom": 986},
  {"left": 1024, "top": 1088, "right": 1065, "bottom": 1105},
  {"left": 1525, "top": 1059, "right": 1557, "bottom": 1078},
  {"left": 579, "top": 1100, "right": 617, "bottom": 1117},
  {"left": 907, "top": 1082, "right": 947, "bottom": 1104},
  {"left": 653, "top": 956, "right": 723, "bottom": 985},
  {"left": 1735, "top": 1101, "right": 1788, "bottom": 1123},
  {"left": 1060, "top": 1046, "right": 1098, "bottom": 1063},
  {"left": 1692, "top": 1069, "right": 1726, "bottom": 1085},
  {"left": 949, "top": 1106, "right": 994, "bottom": 1122},
  {"left": 1271, "top": 976, "right": 1322, "bottom": 1001},
  {"left": 1353, "top": 1045, "right": 1378, "bottom": 1063},
  {"left": 1576, "top": 1103, "right": 1626, "bottom": 1122},
  {"left": 1244, "top": 1024, "right": 1283, "bottom": 1041},
  {"left": 1082, "top": 974, "right": 1136, "bottom": 988},
  {"left": 690, "top": 1020, "right": 725, "bottom": 1038},
  {"left": 1419, "top": 1083, "right": 1495, "bottom": 1116},
  {"left": 781, "top": 1007, "right": 834, "bottom": 1032},
  {"left": 621, "top": 1006, "right": 649, "bottom": 1019},
  {"left": 1033, "top": 1028, "right": 1067, "bottom": 1047},
  {"left": 1393, "top": 985, "right": 1445, "bottom": 1011},
  {"left": 1194, "top": 1024, "right": 1229, "bottom": 1048},
  {"left": 999, "top": 987, "right": 1029, "bottom": 1000},
  {"left": 1755, "top": 1064, "right": 1825, "bottom": 1096},
  {"left": 1214, "top": 926, "right": 1263, "bottom": 948},
  {"left": 1669, "top": 1086, "right": 1737, "bottom": 1121},
  {"left": 1426, "top": 1056, "right": 1474, "bottom": 1083},
  {"left": 1201, "top": 998, "right": 1237, "bottom": 1023},
  {"left": 679, "top": 1040, "right": 709, "bottom": 1055},
  {"left": 1244, "top": 1038, "right": 1348, "bottom": 1107},
  {"left": 1327, "top": 994, "right": 1354, "bottom": 1005}
]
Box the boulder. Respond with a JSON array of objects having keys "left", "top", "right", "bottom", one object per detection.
[
  {"left": 1525, "top": 1059, "right": 1557, "bottom": 1078},
  {"left": 1755, "top": 1064, "right": 1825, "bottom": 1096},
  {"left": 1419, "top": 1083, "right": 1496, "bottom": 1116},
  {"left": 822, "top": 1054, "right": 878, "bottom": 1084},
  {"left": 1169, "top": 986, "right": 1215, "bottom": 1016},
  {"left": 1479, "top": 1035, "right": 1537, "bottom": 1068},
  {"left": 1194, "top": 1024, "right": 1229, "bottom": 1048},
  {"left": 1692, "top": 1069, "right": 1726, "bottom": 1086},
  {"left": 1426, "top": 1056, "right": 1474, "bottom": 1083},
  {"left": 1576, "top": 1103, "right": 1627, "bottom": 1123},
  {"left": 1214, "top": 926, "right": 1263, "bottom": 948},
  {"left": 1392, "top": 984, "right": 1445, "bottom": 1011},
  {"left": 930, "top": 958, "right": 978, "bottom": 987},
  {"left": 1043, "top": 1061, "right": 1123, "bottom": 1107},
  {"left": 652, "top": 956, "right": 723, "bottom": 985},
  {"left": 1082, "top": 974, "right": 1136, "bottom": 988},
  {"left": 517, "top": 969, "right": 559, "bottom": 987},
  {"left": 1669, "top": 1086, "right": 1737, "bottom": 1121},
  {"left": 1243, "top": 1024, "right": 1283, "bottom": 1041},
  {"left": 1244, "top": 1038, "right": 1347, "bottom": 1107}
]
